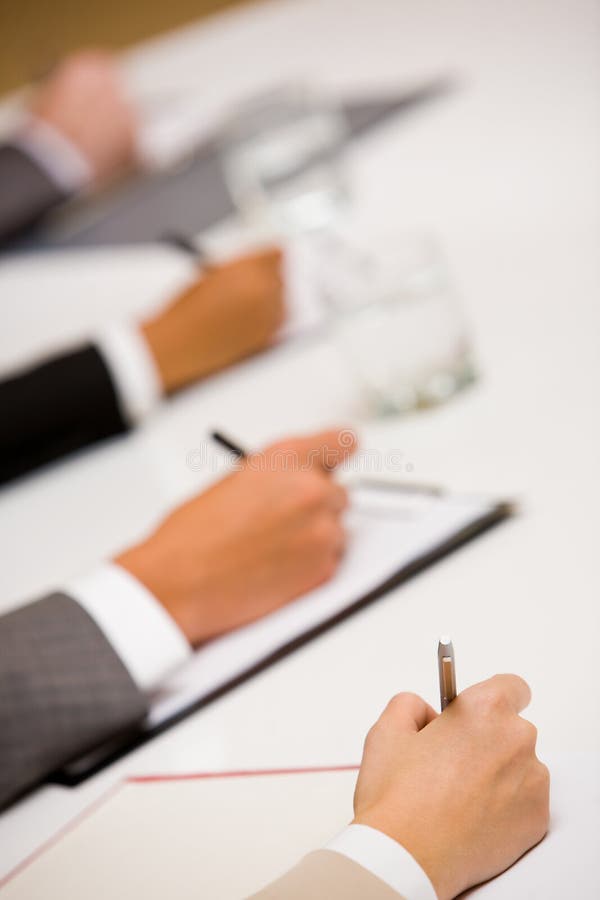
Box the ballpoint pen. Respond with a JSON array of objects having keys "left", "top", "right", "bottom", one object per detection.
[
  {"left": 161, "top": 230, "right": 212, "bottom": 267},
  {"left": 438, "top": 636, "right": 457, "bottom": 711},
  {"left": 211, "top": 431, "right": 247, "bottom": 460}
]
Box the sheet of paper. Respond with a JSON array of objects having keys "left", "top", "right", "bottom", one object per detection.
[
  {"left": 147, "top": 486, "right": 496, "bottom": 728},
  {"left": 3, "top": 754, "right": 598, "bottom": 899}
]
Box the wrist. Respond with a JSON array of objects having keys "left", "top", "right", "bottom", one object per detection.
[
  {"left": 97, "top": 323, "right": 163, "bottom": 424},
  {"left": 115, "top": 540, "right": 195, "bottom": 646},
  {"left": 140, "top": 317, "right": 180, "bottom": 394},
  {"left": 352, "top": 811, "right": 450, "bottom": 900},
  {"left": 68, "top": 562, "right": 191, "bottom": 691},
  {"left": 141, "top": 313, "right": 215, "bottom": 395}
]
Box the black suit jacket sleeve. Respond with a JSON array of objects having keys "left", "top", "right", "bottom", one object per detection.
[
  {"left": 0, "top": 143, "right": 68, "bottom": 244},
  {"left": 0, "top": 593, "right": 148, "bottom": 810},
  {"left": 0, "top": 343, "right": 130, "bottom": 485}
]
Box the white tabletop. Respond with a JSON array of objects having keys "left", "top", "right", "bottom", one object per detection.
[{"left": 1, "top": 0, "right": 599, "bottom": 885}]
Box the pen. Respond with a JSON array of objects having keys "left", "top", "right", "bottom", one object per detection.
[
  {"left": 211, "top": 431, "right": 247, "bottom": 460},
  {"left": 438, "top": 636, "right": 457, "bottom": 711},
  {"left": 161, "top": 230, "right": 211, "bottom": 267}
]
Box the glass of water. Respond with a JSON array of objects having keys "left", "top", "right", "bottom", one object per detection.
[
  {"left": 318, "top": 233, "right": 476, "bottom": 416},
  {"left": 218, "top": 85, "right": 349, "bottom": 235}
]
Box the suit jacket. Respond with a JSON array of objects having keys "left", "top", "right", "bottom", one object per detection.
[
  {"left": 250, "top": 849, "right": 406, "bottom": 898},
  {"left": 0, "top": 592, "right": 146, "bottom": 810},
  {"left": 0, "top": 343, "right": 129, "bottom": 485},
  {"left": 0, "top": 143, "right": 68, "bottom": 245}
]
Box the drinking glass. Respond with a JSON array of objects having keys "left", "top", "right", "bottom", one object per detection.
[
  {"left": 218, "top": 85, "right": 349, "bottom": 235},
  {"left": 318, "top": 233, "right": 476, "bottom": 415}
]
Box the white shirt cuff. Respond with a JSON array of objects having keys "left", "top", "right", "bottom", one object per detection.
[
  {"left": 14, "top": 116, "right": 93, "bottom": 194},
  {"left": 65, "top": 562, "right": 191, "bottom": 693},
  {"left": 327, "top": 824, "right": 437, "bottom": 900},
  {"left": 96, "top": 324, "right": 163, "bottom": 426}
]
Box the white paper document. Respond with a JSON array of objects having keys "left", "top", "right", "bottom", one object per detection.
[
  {"left": 2, "top": 754, "right": 598, "bottom": 899},
  {"left": 147, "top": 485, "right": 499, "bottom": 728}
]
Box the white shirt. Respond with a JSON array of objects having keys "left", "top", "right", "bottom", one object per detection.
[
  {"left": 14, "top": 117, "right": 92, "bottom": 194},
  {"left": 95, "top": 325, "right": 163, "bottom": 426}
]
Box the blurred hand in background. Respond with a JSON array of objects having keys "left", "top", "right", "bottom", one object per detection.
[
  {"left": 29, "top": 50, "right": 137, "bottom": 182},
  {"left": 142, "top": 247, "right": 286, "bottom": 393}
]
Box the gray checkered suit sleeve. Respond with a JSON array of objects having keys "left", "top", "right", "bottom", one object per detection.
[{"left": 0, "top": 592, "right": 148, "bottom": 810}]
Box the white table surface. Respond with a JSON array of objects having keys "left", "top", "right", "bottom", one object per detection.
[{"left": 0, "top": 0, "right": 599, "bottom": 886}]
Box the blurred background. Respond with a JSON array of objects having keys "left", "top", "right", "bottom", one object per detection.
[{"left": 0, "top": 0, "right": 248, "bottom": 92}]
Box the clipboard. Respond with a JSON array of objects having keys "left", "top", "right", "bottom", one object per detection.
[{"left": 49, "top": 482, "right": 512, "bottom": 786}]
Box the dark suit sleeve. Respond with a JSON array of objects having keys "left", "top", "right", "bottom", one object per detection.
[
  {"left": 0, "top": 343, "right": 130, "bottom": 485},
  {"left": 0, "top": 593, "right": 148, "bottom": 810},
  {"left": 0, "top": 143, "right": 68, "bottom": 244}
]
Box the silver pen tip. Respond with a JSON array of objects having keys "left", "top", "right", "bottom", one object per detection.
[{"left": 439, "top": 634, "right": 452, "bottom": 647}]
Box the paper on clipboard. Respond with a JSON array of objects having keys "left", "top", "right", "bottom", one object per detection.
[
  {"left": 56, "top": 482, "right": 508, "bottom": 783},
  {"left": 147, "top": 485, "right": 500, "bottom": 728}
]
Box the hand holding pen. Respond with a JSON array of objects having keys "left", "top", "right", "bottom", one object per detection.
[{"left": 351, "top": 642, "right": 549, "bottom": 899}]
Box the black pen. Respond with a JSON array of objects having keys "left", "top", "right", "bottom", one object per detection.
[
  {"left": 211, "top": 431, "right": 247, "bottom": 460},
  {"left": 162, "top": 231, "right": 212, "bottom": 267}
]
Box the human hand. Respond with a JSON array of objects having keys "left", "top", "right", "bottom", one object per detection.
[
  {"left": 116, "top": 428, "right": 357, "bottom": 644},
  {"left": 353, "top": 676, "right": 550, "bottom": 899},
  {"left": 141, "top": 248, "right": 285, "bottom": 393},
  {"left": 29, "top": 51, "right": 137, "bottom": 181}
]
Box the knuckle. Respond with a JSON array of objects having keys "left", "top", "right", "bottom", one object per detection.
[
  {"left": 526, "top": 761, "right": 550, "bottom": 806},
  {"left": 318, "top": 554, "right": 340, "bottom": 583},
  {"left": 364, "top": 723, "right": 380, "bottom": 751},
  {"left": 475, "top": 686, "right": 510, "bottom": 717},
  {"left": 535, "top": 760, "right": 551, "bottom": 793},
  {"left": 333, "top": 484, "right": 350, "bottom": 511},
  {"left": 301, "top": 475, "right": 329, "bottom": 508},
  {"left": 530, "top": 808, "right": 550, "bottom": 845},
  {"left": 518, "top": 718, "right": 539, "bottom": 749},
  {"left": 335, "top": 522, "right": 347, "bottom": 553},
  {"left": 311, "top": 516, "right": 335, "bottom": 545},
  {"left": 270, "top": 292, "right": 286, "bottom": 323},
  {"left": 286, "top": 472, "right": 313, "bottom": 503},
  {"left": 534, "top": 766, "right": 551, "bottom": 835}
]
